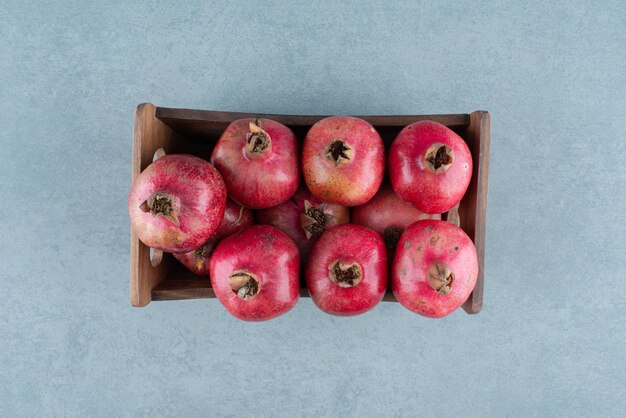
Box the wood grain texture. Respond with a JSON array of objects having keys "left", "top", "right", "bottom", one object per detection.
[
  {"left": 460, "top": 111, "right": 490, "bottom": 314},
  {"left": 151, "top": 270, "right": 396, "bottom": 302},
  {"left": 151, "top": 265, "right": 313, "bottom": 301},
  {"left": 130, "top": 103, "right": 178, "bottom": 307},
  {"left": 155, "top": 106, "right": 470, "bottom": 143},
  {"left": 151, "top": 268, "right": 215, "bottom": 301},
  {"left": 131, "top": 104, "right": 490, "bottom": 315}
]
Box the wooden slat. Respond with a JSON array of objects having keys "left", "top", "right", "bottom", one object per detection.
[
  {"left": 152, "top": 265, "right": 312, "bottom": 301},
  {"left": 152, "top": 275, "right": 399, "bottom": 302},
  {"left": 152, "top": 273, "right": 398, "bottom": 303},
  {"left": 152, "top": 275, "right": 215, "bottom": 301},
  {"left": 155, "top": 106, "right": 470, "bottom": 142},
  {"left": 382, "top": 291, "right": 397, "bottom": 302},
  {"left": 130, "top": 103, "right": 178, "bottom": 307},
  {"left": 461, "top": 111, "right": 490, "bottom": 314}
]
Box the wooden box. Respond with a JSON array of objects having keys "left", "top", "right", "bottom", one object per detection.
[{"left": 130, "top": 103, "right": 490, "bottom": 314}]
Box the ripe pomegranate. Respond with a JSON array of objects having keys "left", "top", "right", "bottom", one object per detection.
[
  {"left": 210, "top": 118, "right": 300, "bottom": 209},
  {"left": 128, "top": 154, "right": 226, "bottom": 253},
  {"left": 352, "top": 183, "right": 441, "bottom": 252},
  {"left": 255, "top": 186, "right": 349, "bottom": 262},
  {"left": 210, "top": 225, "right": 300, "bottom": 321},
  {"left": 389, "top": 121, "right": 472, "bottom": 214},
  {"left": 174, "top": 199, "right": 253, "bottom": 276},
  {"left": 302, "top": 116, "right": 384, "bottom": 206},
  {"left": 392, "top": 220, "right": 478, "bottom": 318},
  {"left": 305, "top": 224, "right": 387, "bottom": 316}
]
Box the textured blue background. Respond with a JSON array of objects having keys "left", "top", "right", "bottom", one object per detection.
[{"left": 2, "top": 0, "right": 625, "bottom": 416}]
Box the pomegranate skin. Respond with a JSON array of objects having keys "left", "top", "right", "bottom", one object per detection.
[
  {"left": 128, "top": 154, "right": 226, "bottom": 253},
  {"left": 211, "top": 199, "right": 255, "bottom": 239},
  {"left": 302, "top": 116, "right": 384, "bottom": 206},
  {"left": 174, "top": 199, "right": 253, "bottom": 276},
  {"left": 392, "top": 220, "right": 478, "bottom": 318},
  {"left": 210, "top": 225, "right": 300, "bottom": 321},
  {"left": 210, "top": 118, "right": 300, "bottom": 209},
  {"left": 352, "top": 183, "right": 441, "bottom": 251},
  {"left": 306, "top": 224, "right": 387, "bottom": 316},
  {"left": 255, "top": 186, "right": 349, "bottom": 262},
  {"left": 389, "top": 121, "right": 472, "bottom": 214}
]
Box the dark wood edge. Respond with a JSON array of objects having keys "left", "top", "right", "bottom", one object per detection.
[
  {"left": 155, "top": 106, "right": 471, "bottom": 128},
  {"left": 152, "top": 277, "right": 215, "bottom": 301},
  {"left": 130, "top": 103, "right": 175, "bottom": 307},
  {"left": 151, "top": 276, "right": 399, "bottom": 303},
  {"left": 462, "top": 111, "right": 490, "bottom": 314},
  {"left": 151, "top": 260, "right": 402, "bottom": 302},
  {"left": 130, "top": 103, "right": 151, "bottom": 307}
]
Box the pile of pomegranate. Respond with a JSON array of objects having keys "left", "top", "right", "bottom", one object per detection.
[{"left": 129, "top": 117, "right": 478, "bottom": 320}]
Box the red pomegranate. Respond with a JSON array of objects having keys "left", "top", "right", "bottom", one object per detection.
[
  {"left": 392, "top": 220, "right": 478, "bottom": 318},
  {"left": 128, "top": 154, "right": 226, "bottom": 253},
  {"left": 255, "top": 186, "right": 349, "bottom": 262},
  {"left": 352, "top": 183, "right": 440, "bottom": 251},
  {"left": 210, "top": 118, "right": 300, "bottom": 209},
  {"left": 389, "top": 121, "right": 472, "bottom": 214},
  {"left": 305, "top": 224, "right": 387, "bottom": 316},
  {"left": 210, "top": 225, "right": 300, "bottom": 321},
  {"left": 174, "top": 199, "right": 253, "bottom": 276},
  {"left": 302, "top": 116, "right": 384, "bottom": 206}
]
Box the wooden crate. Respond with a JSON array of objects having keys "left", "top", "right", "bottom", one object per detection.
[{"left": 130, "top": 103, "right": 490, "bottom": 314}]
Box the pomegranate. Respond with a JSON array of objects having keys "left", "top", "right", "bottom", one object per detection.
[
  {"left": 255, "top": 186, "right": 349, "bottom": 262},
  {"left": 305, "top": 224, "right": 387, "bottom": 316},
  {"left": 392, "top": 220, "right": 478, "bottom": 318},
  {"left": 302, "top": 116, "right": 384, "bottom": 206},
  {"left": 210, "top": 118, "right": 300, "bottom": 209},
  {"left": 174, "top": 199, "right": 253, "bottom": 276},
  {"left": 352, "top": 183, "right": 441, "bottom": 252},
  {"left": 210, "top": 225, "right": 300, "bottom": 321},
  {"left": 128, "top": 154, "right": 226, "bottom": 253},
  {"left": 389, "top": 121, "right": 472, "bottom": 214}
]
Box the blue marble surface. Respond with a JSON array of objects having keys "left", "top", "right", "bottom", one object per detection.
[{"left": 1, "top": 0, "right": 625, "bottom": 416}]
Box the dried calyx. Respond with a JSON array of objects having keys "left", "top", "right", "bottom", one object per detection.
[
  {"left": 140, "top": 191, "right": 180, "bottom": 227},
  {"left": 300, "top": 200, "right": 329, "bottom": 239},
  {"left": 245, "top": 119, "right": 272, "bottom": 156},
  {"left": 325, "top": 139, "right": 353, "bottom": 166},
  {"left": 428, "top": 262, "right": 454, "bottom": 295},
  {"left": 383, "top": 226, "right": 404, "bottom": 249},
  {"left": 194, "top": 244, "right": 211, "bottom": 260},
  {"left": 328, "top": 259, "right": 363, "bottom": 288},
  {"left": 424, "top": 143, "right": 454, "bottom": 173},
  {"left": 229, "top": 270, "right": 260, "bottom": 300},
  {"left": 192, "top": 242, "right": 213, "bottom": 270}
]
